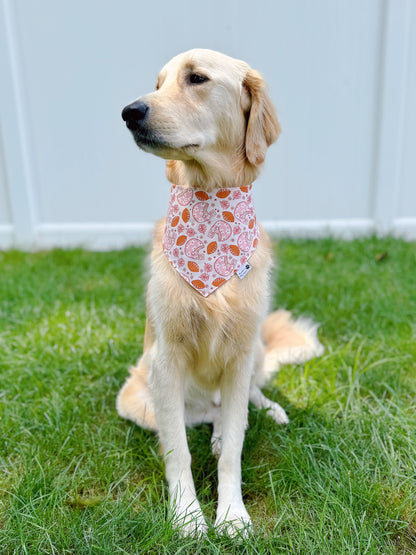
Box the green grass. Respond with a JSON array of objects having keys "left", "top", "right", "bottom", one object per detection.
[{"left": 0, "top": 237, "right": 415, "bottom": 554}]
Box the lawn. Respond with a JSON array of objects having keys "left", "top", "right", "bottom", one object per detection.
[{"left": 0, "top": 237, "right": 415, "bottom": 554}]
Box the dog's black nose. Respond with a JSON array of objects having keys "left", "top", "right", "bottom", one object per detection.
[{"left": 121, "top": 101, "right": 149, "bottom": 130}]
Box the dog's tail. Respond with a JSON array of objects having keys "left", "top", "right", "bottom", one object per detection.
[{"left": 261, "top": 309, "right": 324, "bottom": 379}]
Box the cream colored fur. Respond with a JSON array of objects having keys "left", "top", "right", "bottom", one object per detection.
[{"left": 117, "top": 49, "right": 323, "bottom": 537}]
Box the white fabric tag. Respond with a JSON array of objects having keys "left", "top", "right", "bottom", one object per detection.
[{"left": 236, "top": 263, "right": 252, "bottom": 279}]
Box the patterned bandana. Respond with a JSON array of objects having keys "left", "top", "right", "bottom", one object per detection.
[{"left": 162, "top": 184, "right": 260, "bottom": 297}]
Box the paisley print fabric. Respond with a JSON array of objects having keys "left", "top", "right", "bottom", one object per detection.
[{"left": 163, "top": 184, "right": 260, "bottom": 296}]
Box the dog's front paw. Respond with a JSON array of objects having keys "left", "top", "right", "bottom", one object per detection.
[
  {"left": 171, "top": 498, "right": 208, "bottom": 538},
  {"left": 267, "top": 402, "right": 289, "bottom": 425},
  {"left": 215, "top": 503, "right": 253, "bottom": 538}
]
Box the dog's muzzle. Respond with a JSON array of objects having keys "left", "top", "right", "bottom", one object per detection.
[{"left": 121, "top": 101, "right": 149, "bottom": 131}]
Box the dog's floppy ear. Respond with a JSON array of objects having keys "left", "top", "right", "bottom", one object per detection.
[{"left": 242, "top": 69, "right": 281, "bottom": 166}]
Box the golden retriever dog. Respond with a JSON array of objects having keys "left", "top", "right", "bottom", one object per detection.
[{"left": 117, "top": 49, "right": 323, "bottom": 537}]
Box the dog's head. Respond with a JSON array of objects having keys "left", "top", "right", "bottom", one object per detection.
[{"left": 122, "top": 49, "right": 280, "bottom": 187}]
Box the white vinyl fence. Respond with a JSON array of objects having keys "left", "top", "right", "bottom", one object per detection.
[{"left": 0, "top": 0, "right": 415, "bottom": 250}]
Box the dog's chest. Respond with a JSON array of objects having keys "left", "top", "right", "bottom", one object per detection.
[{"left": 162, "top": 296, "right": 260, "bottom": 387}]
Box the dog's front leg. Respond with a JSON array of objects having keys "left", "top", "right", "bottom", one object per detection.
[
  {"left": 150, "top": 348, "right": 207, "bottom": 536},
  {"left": 215, "top": 354, "right": 253, "bottom": 537}
]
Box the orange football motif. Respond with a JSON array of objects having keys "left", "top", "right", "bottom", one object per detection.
[
  {"left": 253, "top": 238, "right": 258, "bottom": 248},
  {"left": 212, "top": 277, "right": 226, "bottom": 287},
  {"left": 240, "top": 185, "right": 249, "bottom": 193},
  {"left": 188, "top": 261, "right": 199, "bottom": 272},
  {"left": 195, "top": 191, "right": 209, "bottom": 201},
  {"left": 216, "top": 189, "right": 231, "bottom": 198},
  {"left": 191, "top": 279, "right": 205, "bottom": 289},
  {"left": 171, "top": 216, "right": 180, "bottom": 227},
  {"left": 229, "top": 245, "right": 240, "bottom": 256},
  {"left": 176, "top": 235, "right": 187, "bottom": 246},
  {"left": 207, "top": 241, "right": 217, "bottom": 254},
  {"left": 248, "top": 219, "right": 255, "bottom": 229},
  {"left": 182, "top": 208, "right": 190, "bottom": 223},
  {"left": 222, "top": 211, "right": 235, "bottom": 222}
]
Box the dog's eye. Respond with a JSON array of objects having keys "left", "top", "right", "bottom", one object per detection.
[{"left": 189, "top": 73, "right": 209, "bottom": 85}]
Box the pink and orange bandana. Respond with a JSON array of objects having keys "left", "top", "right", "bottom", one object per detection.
[{"left": 163, "top": 184, "right": 260, "bottom": 296}]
